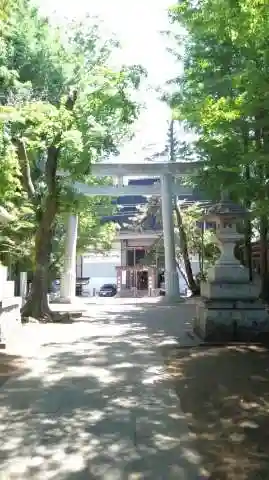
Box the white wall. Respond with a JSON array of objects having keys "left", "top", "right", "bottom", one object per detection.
[
  {"left": 78, "top": 242, "right": 121, "bottom": 294},
  {"left": 177, "top": 255, "right": 200, "bottom": 295}
]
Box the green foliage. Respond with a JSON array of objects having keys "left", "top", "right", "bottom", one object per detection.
[
  {"left": 49, "top": 211, "right": 117, "bottom": 278},
  {"left": 176, "top": 204, "right": 219, "bottom": 268},
  {"left": 143, "top": 203, "right": 218, "bottom": 269},
  {"left": 0, "top": 0, "right": 145, "bottom": 283},
  {"left": 169, "top": 1, "right": 269, "bottom": 197},
  {"left": 0, "top": 123, "right": 20, "bottom": 200},
  {"left": 166, "top": 0, "right": 269, "bottom": 295}
]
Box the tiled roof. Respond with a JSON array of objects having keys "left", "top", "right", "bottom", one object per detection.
[
  {"left": 101, "top": 178, "right": 160, "bottom": 228},
  {"left": 101, "top": 178, "right": 207, "bottom": 229}
]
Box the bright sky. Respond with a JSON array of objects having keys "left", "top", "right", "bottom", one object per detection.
[{"left": 37, "top": 0, "right": 183, "bottom": 162}]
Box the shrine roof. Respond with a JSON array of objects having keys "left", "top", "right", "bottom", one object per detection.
[{"left": 101, "top": 178, "right": 207, "bottom": 229}]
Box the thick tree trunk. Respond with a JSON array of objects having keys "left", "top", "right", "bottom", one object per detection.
[
  {"left": 174, "top": 203, "right": 199, "bottom": 295},
  {"left": 17, "top": 92, "right": 77, "bottom": 321},
  {"left": 21, "top": 194, "right": 57, "bottom": 320}
]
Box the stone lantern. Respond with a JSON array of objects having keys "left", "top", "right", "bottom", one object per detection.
[{"left": 194, "top": 198, "right": 269, "bottom": 342}]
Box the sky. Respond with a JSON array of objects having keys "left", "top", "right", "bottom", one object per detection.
[{"left": 37, "top": 0, "right": 183, "bottom": 162}]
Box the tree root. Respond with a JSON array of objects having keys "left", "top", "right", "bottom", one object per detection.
[
  {"left": 21, "top": 311, "right": 76, "bottom": 324},
  {"left": 21, "top": 295, "right": 83, "bottom": 324},
  {"left": 21, "top": 312, "right": 53, "bottom": 324},
  {"left": 21, "top": 299, "right": 53, "bottom": 323},
  {"left": 51, "top": 312, "right": 74, "bottom": 323}
]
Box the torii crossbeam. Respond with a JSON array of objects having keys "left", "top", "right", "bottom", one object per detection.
[{"left": 91, "top": 161, "right": 199, "bottom": 177}]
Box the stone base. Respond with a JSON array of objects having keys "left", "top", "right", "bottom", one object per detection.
[
  {"left": 158, "top": 295, "right": 184, "bottom": 305},
  {"left": 194, "top": 298, "right": 269, "bottom": 342},
  {"left": 200, "top": 280, "right": 260, "bottom": 301},
  {"left": 58, "top": 296, "right": 77, "bottom": 304}
]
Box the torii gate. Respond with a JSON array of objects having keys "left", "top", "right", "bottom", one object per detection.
[{"left": 60, "top": 161, "right": 198, "bottom": 301}]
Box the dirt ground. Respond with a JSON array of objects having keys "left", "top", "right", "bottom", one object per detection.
[
  {"left": 165, "top": 344, "right": 269, "bottom": 480},
  {"left": 0, "top": 352, "right": 25, "bottom": 388}
]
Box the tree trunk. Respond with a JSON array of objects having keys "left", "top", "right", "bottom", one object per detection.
[
  {"left": 242, "top": 134, "right": 252, "bottom": 280},
  {"left": 174, "top": 203, "right": 199, "bottom": 295},
  {"left": 21, "top": 194, "right": 57, "bottom": 320},
  {"left": 253, "top": 123, "right": 269, "bottom": 298},
  {"left": 20, "top": 141, "right": 61, "bottom": 321},
  {"left": 175, "top": 259, "right": 190, "bottom": 287},
  {"left": 259, "top": 214, "right": 269, "bottom": 301},
  {"left": 244, "top": 217, "right": 252, "bottom": 281},
  {"left": 17, "top": 92, "right": 78, "bottom": 321}
]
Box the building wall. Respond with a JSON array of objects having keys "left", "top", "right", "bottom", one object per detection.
[
  {"left": 177, "top": 255, "right": 200, "bottom": 294},
  {"left": 77, "top": 241, "right": 121, "bottom": 294}
]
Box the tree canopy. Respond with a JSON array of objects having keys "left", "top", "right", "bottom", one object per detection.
[
  {"left": 167, "top": 0, "right": 269, "bottom": 297},
  {"left": 0, "top": 0, "right": 146, "bottom": 319}
]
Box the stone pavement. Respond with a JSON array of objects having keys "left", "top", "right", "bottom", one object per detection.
[{"left": 0, "top": 298, "right": 202, "bottom": 480}]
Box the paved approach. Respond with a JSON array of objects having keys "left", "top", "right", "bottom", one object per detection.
[{"left": 0, "top": 298, "right": 201, "bottom": 480}]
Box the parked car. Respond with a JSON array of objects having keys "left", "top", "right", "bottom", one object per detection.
[{"left": 98, "top": 283, "right": 117, "bottom": 297}]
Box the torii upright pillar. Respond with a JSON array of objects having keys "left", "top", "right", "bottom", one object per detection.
[
  {"left": 161, "top": 173, "right": 179, "bottom": 298},
  {"left": 60, "top": 214, "right": 78, "bottom": 303}
]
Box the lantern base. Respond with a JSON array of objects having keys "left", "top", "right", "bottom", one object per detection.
[
  {"left": 194, "top": 298, "right": 269, "bottom": 342},
  {"left": 200, "top": 280, "right": 260, "bottom": 301}
]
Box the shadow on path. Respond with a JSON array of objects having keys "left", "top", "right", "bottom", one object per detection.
[
  {"left": 166, "top": 343, "right": 269, "bottom": 480},
  {"left": 0, "top": 352, "right": 28, "bottom": 388},
  {"left": 0, "top": 301, "right": 200, "bottom": 479}
]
